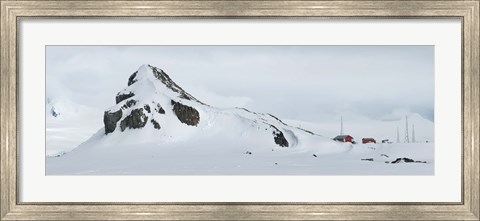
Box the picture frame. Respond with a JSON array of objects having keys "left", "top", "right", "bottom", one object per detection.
[{"left": 1, "top": 0, "right": 478, "bottom": 220}]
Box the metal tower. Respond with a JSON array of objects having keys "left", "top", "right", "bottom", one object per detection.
[
  {"left": 412, "top": 124, "right": 416, "bottom": 143},
  {"left": 340, "top": 116, "right": 343, "bottom": 135},
  {"left": 396, "top": 126, "right": 400, "bottom": 143},
  {"left": 404, "top": 116, "right": 410, "bottom": 143}
]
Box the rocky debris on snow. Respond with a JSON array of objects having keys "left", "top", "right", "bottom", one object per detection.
[
  {"left": 391, "top": 157, "right": 427, "bottom": 164},
  {"left": 380, "top": 154, "right": 389, "bottom": 158},
  {"left": 361, "top": 158, "right": 374, "bottom": 161},
  {"left": 51, "top": 151, "right": 66, "bottom": 157},
  {"left": 155, "top": 103, "right": 165, "bottom": 114},
  {"left": 144, "top": 104, "right": 151, "bottom": 113},
  {"left": 151, "top": 119, "right": 161, "bottom": 129},
  {"left": 50, "top": 106, "right": 61, "bottom": 117}
]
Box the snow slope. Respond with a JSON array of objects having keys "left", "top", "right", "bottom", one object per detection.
[{"left": 46, "top": 64, "right": 434, "bottom": 175}]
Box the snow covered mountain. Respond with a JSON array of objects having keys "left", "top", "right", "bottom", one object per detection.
[{"left": 85, "top": 64, "right": 340, "bottom": 150}]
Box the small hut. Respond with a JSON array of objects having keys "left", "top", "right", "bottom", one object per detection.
[{"left": 333, "top": 135, "right": 354, "bottom": 143}]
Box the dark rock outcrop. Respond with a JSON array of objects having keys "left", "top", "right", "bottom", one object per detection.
[
  {"left": 128, "top": 71, "right": 138, "bottom": 86},
  {"left": 116, "top": 92, "right": 135, "bottom": 104},
  {"left": 391, "top": 158, "right": 414, "bottom": 163},
  {"left": 155, "top": 103, "right": 165, "bottom": 114},
  {"left": 122, "top": 99, "right": 137, "bottom": 109},
  {"left": 120, "top": 108, "right": 148, "bottom": 131},
  {"left": 268, "top": 113, "right": 288, "bottom": 126},
  {"left": 151, "top": 119, "right": 161, "bottom": 129},
  {"left": 104, "top": 109, "right": 122, "bottom": 134},
  {"left": 269, "top": 125, "right": 289, "bottom": 147},
  {"left": 265, "top": 124, "right": 290, "bottom": 147},
  {"left": 144, "top": 104, "right": 151, "bottom": 113},
  {"left": 296, "top": 127, "right": 315, "bottom": 135},
  {"left": 273, "top": 130, "right": 289, "bottom": 147},
  {"left": 391, "top": 157, "right": 426, "bottom": 164},
  {"left": 171, "top": 100, "right": 200, "bottom": 126}
]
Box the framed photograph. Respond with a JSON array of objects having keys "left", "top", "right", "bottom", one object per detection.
[{"left": 1, "top": 0, "right": 478, "bottom": 220}]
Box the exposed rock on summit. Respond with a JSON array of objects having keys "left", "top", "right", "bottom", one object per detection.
[
  {"left": 150, "top": 65, "right": 204, "bottom": 104},
  {"left": 116, "top": 92, "right": 135, "bottom": 104}
]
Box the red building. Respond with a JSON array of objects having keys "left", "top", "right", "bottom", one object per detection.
[
  {"left": 362, "top": 138, "right": 376, "bottom": 144},
  {"left": 333, "top": 135, "right": 354, "bottom": 143}
]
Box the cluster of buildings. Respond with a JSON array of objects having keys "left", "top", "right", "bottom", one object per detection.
[
  {"left": 333, "top": 135, "right": 383, "bottom": 144},
  {"left": 331, "top": 116, "right": 400, "bottom": 144},
  {"left": 332, "top": 116, "right": 382, "bottom": 144},
  {"left": 331, "top": 115, "right": 424, "bottom": 144}
]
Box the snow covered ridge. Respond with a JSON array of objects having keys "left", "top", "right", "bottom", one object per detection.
[
  {"left": 46, "top": 98, "right": 91, "bottom": 119},
  {"left": 102, "top": 64, "right": 324, "bottom": 148}
]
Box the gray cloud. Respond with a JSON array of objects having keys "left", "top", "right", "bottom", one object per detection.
[{"left": 46, "top": 45, "right": 434, "bottom": 122}]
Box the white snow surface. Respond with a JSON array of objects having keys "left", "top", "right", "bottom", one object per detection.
[
  {"left": 47, "top": 138, "right": 433, "bottom": 175},
  {"left": 46, "top": 64, "right": 434, "bottom": 175}
]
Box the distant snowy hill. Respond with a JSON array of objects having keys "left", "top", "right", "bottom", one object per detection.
[
  {"left": 46, "top": 64, "right": 434, "bottom": 175},
  {"left": 46, "top": 98, "right": 102, "bottom": 156},
  {"left": 46, "top": 98, "right": 88, "bottom": 119}
]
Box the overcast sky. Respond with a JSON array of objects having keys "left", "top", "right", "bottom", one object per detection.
[{"left": 46, "top": 45, "right": 434, "bottom": 124}]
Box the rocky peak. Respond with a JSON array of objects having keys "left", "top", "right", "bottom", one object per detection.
[
  {"left": 126, "top": 64, "right": 204, "bottom": 104},
  {"left": 103, "top": 64, "right": 203, "bottom": 135}
]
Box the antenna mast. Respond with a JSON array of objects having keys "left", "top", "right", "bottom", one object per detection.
[
  {"left": 412, "top": 124, "right": 416, "bottom": 143},
  {"left": 404, "top": 115, "right": 410, "bottom": 143},
  {"left": 396, "top": 126, "right": 400, "bottom": 143},
  {"left": 340, "top": 116, "right": 343, "bottom": 135}
]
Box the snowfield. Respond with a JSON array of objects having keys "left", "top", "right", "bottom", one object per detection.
[
  {"left": 46, "top": 140, "right": 433, "bottom": 175},
  {"left": 46, "top": 64, "right": 434, "bottom": 175}
]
